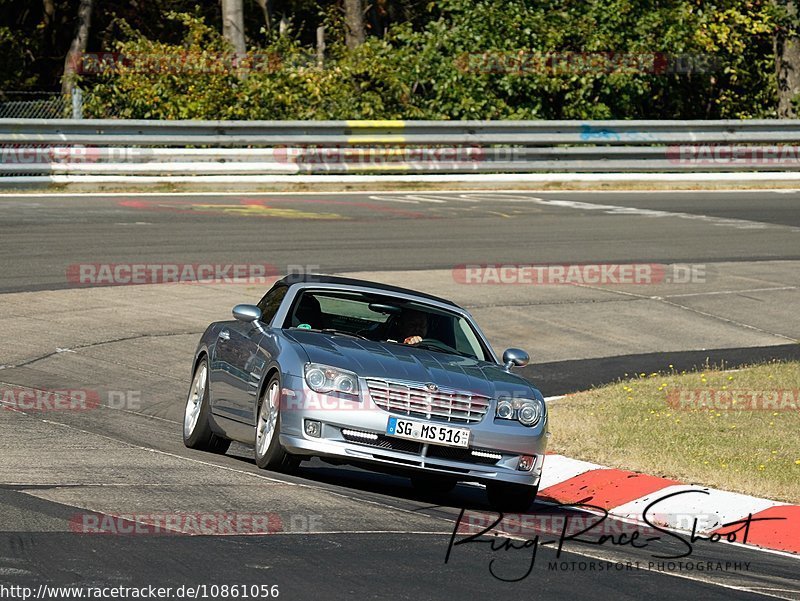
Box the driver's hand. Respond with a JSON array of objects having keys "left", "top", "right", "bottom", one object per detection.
[{"left": 403, "top": 336, "right": 422, "bottom": 345}]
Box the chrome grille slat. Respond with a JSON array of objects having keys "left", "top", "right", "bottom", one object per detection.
[{"left": 366, "top": 378, "right": 489, "bottom": 424}]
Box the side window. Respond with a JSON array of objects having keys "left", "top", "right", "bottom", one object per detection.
[{"left": 256, "top": 285, "right": 288, "bottom": 325}]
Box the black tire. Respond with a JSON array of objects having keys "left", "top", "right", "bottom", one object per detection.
[
  {"left": 486, "top": 482, "right": 538, "bottom": 512},
  {"left": 410, "top": 474, "right": 457, "bottom": 495},
  {"left": 254, "top": 373, "right": 299, "bottom": 472},
  {"left": 183, "top": 357, "right": 231, "bottom": 454}
]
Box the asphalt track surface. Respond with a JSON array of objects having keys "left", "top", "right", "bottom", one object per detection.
[
  {"left": 0, "top": 190, "right": 799, "bottom": 600},
  {"left": 2, "top": 190, "right": 800, "bottom": 293}
]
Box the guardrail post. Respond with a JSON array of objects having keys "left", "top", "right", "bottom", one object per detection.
[{"left": 71, "top": 88, "right": 83, "bottom": 120}]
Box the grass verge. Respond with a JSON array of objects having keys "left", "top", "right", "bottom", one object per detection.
[{"left": 547, "top": 360, "right": 800, "bottom": 503}]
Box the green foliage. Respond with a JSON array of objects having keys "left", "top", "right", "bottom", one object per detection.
[
  {"left": 83, "top": 13, "right": 419, "bottom": 120},
  {"left": 0, "top": 26, "right": 36, "bottom": 89},
  {"left": 80, "top": 1, "right": 782, "bottom": 120}
]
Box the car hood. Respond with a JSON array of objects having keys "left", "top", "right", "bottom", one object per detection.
[{"left": 282, "top": 330, "right": 535, "bottom": 398}]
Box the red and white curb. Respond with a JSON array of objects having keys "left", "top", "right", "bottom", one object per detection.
[{"left": 537, "top": 454, "right": 799, "bottom": 555}]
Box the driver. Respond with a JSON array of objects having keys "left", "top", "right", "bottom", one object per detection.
[{"left": 397, "top": 309, "right": 428, "bottom": 345}]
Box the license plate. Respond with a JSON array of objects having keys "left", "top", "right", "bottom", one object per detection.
[{"left": 386, "top": 417, "right": 470, "bottom": 448}]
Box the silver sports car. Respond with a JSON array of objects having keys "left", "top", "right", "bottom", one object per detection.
[{"left": 183, "top": 274, "right": 548, "bottom": 510}]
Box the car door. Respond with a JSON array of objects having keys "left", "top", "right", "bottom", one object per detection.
[
  {"left": 210, "top": 321, "right": 264, "bottom": 423},
  {"left": 234, "top": 283, "right": 289, "bottom": 425}
]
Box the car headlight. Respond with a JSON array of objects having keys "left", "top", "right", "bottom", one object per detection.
[
  {"left": 495, "top": 397, "right": 543, "bottom": 427},
  {"left": 304, "top": 363, "right": 360, "bottom": 396},
  {"left": 496, "top": 399, "right": 514, "bottom": 419},
  {"left": 517, "top": 402, "right": 540, "bottom": 426}
]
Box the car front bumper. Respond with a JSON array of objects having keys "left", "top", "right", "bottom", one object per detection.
[
  {"left": 281, "top": 432, "right": 544, "bottom": 486},
  {"left": 278, "top": 375, "right": 548, "bottom": 486}
]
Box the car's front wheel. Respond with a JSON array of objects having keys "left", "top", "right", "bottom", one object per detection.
[
  {"left": 254, "top": 373, "right": 299, "bottom": 472},
  {"left": 183, "top": 357, "right": 231, "bottom": 454},
  {"left": 486, "top": 482, "right": 538, "bottom": 512}
]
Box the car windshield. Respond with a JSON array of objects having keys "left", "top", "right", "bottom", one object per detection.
[{"left": 281, "top": 289, "right": 491, "bottom": 362}]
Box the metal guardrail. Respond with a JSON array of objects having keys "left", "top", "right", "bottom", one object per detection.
[{"left": 1, "top": 119, "right": 799, "bottom": 178}]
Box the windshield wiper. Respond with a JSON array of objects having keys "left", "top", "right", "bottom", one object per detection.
[
  {"left": 413, "top": 342, "right": 475, "bottom": 359},
  {"left": 293, "top": 327, "right": 368, "bottom": 340},
  {"left": 322, "top": 328, "right": 369, "bottom": 340}
]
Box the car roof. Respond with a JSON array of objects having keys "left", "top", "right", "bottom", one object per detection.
[{"left": 276, "top": 273, "right": 460, "bottom": 308}]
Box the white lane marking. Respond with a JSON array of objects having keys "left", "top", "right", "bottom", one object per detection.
[
  {"left": 372, "top": 191, "right": 800, "bottom": 231},
  {"left": 521, "top": 196, "right": 799, "bottom": 231},
  {"left": 663, "top": 285, "right": 798, "bottom": 299},
  {"left": 372, "top": 192, "right": 541, "bottom": 203},
  {"left": 451, "top": 193, "right": 542, "bottom": 202},
  {"left": 368, "top": 194, "right": 448, "bottom": 203},
  {"left": 366, "top": 195, "right": 419, "bottom": 204},
  {"left": 370, "top": 191, "right": 800, "bottom": 231}
]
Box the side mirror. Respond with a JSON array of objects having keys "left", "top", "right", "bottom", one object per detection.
[
  {"left": 502, "top": 348, "right": 530, "bottom": 370},
  {"left": 232, "top": 304, "right": 262, "bottom": 323}
]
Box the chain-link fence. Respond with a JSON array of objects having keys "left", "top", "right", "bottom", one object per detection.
[
  {"left": 0, "top": 91, "right": 79, "bottom": 119},
  {"left": 0, "top": 91, "right": 83, "bottom": 178}
]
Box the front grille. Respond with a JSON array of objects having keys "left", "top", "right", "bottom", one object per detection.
[
  {"left": 365, "top": 378, "right": 490, "bottom": 424},
  {"left": 341, "top": 430, "right": 422, "bottom": 454}
]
